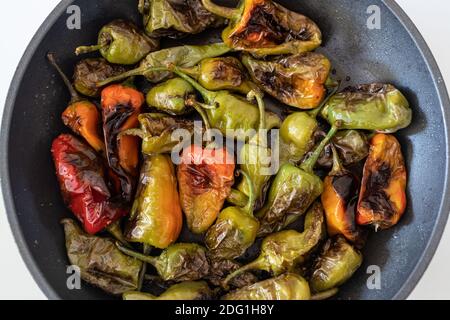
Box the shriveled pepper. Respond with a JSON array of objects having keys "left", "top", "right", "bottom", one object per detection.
[
  {"left": 201, "top": 0, "right": 322, "bottom": 56},
  {"left": 242, "top": 52, "right": 331, "bottom": 109},
  {"left": 101, "top": 82, "right": 144, "bottom": 202},
  {"left": 75, "top": 20, "right": 159, "bottom": 65},
  {"left": 223, "top": 202, "right": 324, "bottom": 287},
  {"left": 357, "top": 134, "right": 407, "bottom": 230},
  {"left": 123, "top": 281, "right": 214, "bottom": 300},
  {"left": 73, "top": 58, "right": 126, "bottom": 98},
  {"left": 52, "top": 134, "right": 127, "bottom": 234},
  {"left": 321, "top": 83, "right": 412, "bottom": 133},
  {"left": 124, "top": 155, "right": 182, "bottom": 248},
  {"left": 179, "top": 57, "right": 259, "bottom": 95},
  {"left": 97, "top": 42, "right": 231, "bottom": 85},
  {"left": 117, "top": 242, "right": 210, "bottom": 282},
  {"left": 139, "top": 0, "right": 224, "bottom": 38},
  {"left": 178, "top": 144, "right": 235, "bottom": 234},
  {"left": 206, "top": 257, "right": 258, "bottom": 289},
  {"left": 310, "top": 236, "right": 363, "bottom": 293},
  {"left": 47, "top": 53, "right": 105, "bottom": 155},
  {"left": 322, "top": 146, "right": 366, "bottom": 245},
  {"left": 62, "top": 219, "right": 142, "bottom": 295}
]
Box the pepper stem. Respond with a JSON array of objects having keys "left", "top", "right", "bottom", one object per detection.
[
  {"left": 171, "top": 67, "right": 216, "bottom": 105},
  {"left": 239, "top": 171, "right": 256, "bottom": 216},
  {"left": 247, "top": 90, "right": 266, "bottom": 131},
  {"left": 227, "top": 189, "right": 249, "bottom": 207},
  {"left": 116, "top": 241, "right": 158, "bottom": 266},
  {"left": 106, "top": 220, "right": 130, "bottom": 247},
  {"left": 75, "top": 44, "right": 104, "bottom": 56},
  {"left": 96, "top": 67, "right": 169, "bottom": 87},
  {"left": 138, "top": 244, "right": 152, "bottom": 291},
  {"left": 300, "top": 125, "right": 339, "bottom": 173},
  {"left": 177, "top": 65, "right": 200, "bottom": 80},
  {"left": 330, "top": 144, "right": 344, "bottom": 175},
  {"left": 222, "top": 259, "right": 262, "bottom": 290},
  {"left": 201, "top": 0, "right": 241, "bottom": 20},
  {"left": 46, "top": 52, "right": 81, "bottom": 102}
]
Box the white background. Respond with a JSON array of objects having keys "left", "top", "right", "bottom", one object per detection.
[{"left": 0, "top": 0, "right": 449, "bottom": 300}]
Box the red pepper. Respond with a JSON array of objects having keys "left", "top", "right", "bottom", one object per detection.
[{"left": 51, "top": 134, "right": 127, "bottom": 234}]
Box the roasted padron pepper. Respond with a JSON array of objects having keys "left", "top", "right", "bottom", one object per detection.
[
  {"left": 101, "top": 82, "right": 144, "bottom": 202},
  {"left": 179, "top": 57, "right": 259, "bottom": 95},
  {"left": 178, "top": 144, "right": 235, "bottom": 234},
  {"left": 73, "top": 58, "right": 126, "bottom": 97},
  {"left": 52, "top": 135, "right": 127, "bottom": 234},
  {"left": 223, "top": 202, "right": 324, "bottom": 287},
  {"left": 242, "top": 52, "right": 331, "bottom": 109},
  {"left": 206, "top": 257, "right": 258, "bottom": 289},
  {"left": 62, "top": 219, "right": 142, "bottom": 295},
  {"left": 118, "top": 242, "right": 210, "bottom": 282},
  {"left": 357, "top": 134, "right": 407, "bottom": 230},
  {"left": 76, "top": 20, "right": 159, "bottom": 65},
  {"left": 310, "top": 236, "right": 363, "bottom": 293},
  {"left": 321, "top": 83, "right": 412, "bottom": 133},
  {"left": 124, "top": 155, "right": 183, "bottom": 248},
  {"left": 123, "top": 281, "right": 214, "bottom": 300},
  {"left": 205, "top": 171, "right": 259, "bottom": 259},
  {"left": 139, "top": 0, "right": 223, "bottom": 38},
  {"left": 97, "top": 42, "right": 231, "bottom": 85},
  {"left": 322, "top": 146, "right": 366, "bottom": 245},
  {"left": 256, "top": 125, "right": 339, "bottom": 236},
  {"left": 202, "top": 0, "right": 322, "bottom": 56},
  {"left": 223, "top": 273, "right": 311, "bottom": 300},
  {"left": 47, "top": 53, "right": 105, "bottom": 154}
]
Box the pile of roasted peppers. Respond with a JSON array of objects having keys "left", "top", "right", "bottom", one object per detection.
[{"left": 49, "top": 0, "right": 412, "bottom": 300}]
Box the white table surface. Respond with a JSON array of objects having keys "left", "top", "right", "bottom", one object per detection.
[{"left": 0, "top": 0, "right": 449, "bottom": 300}]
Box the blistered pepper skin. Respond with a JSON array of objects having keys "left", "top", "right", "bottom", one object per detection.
[
  {"left": 357, "top": 134, "right": 407, "bottom": 230},
  {"left": 146, "top": 78, "right": 195, "bottom": 115}
]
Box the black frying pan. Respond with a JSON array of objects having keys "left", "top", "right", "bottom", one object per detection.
[{"left": 1, "top": 0, "right": 449, "bottom": 300}]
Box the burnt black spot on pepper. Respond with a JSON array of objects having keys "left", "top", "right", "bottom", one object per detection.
[
  {"left": 186, "top": 163, "right": 214, "bottom": 194},
  {"left": 332, "top": 172, "right": 359, "bottom": 204}
]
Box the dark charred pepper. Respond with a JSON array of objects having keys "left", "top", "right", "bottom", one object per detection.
[
  {"left": 178, "top": 144, "right": 235, "bottom": 234},
  {"left": 124, "top": 155, "right": 183, "bottom": 248},
  {"left": 62, "top": 219, "right": 142, "bottom": 295},
  {"left": 75, "top": 20, "right": 159, "bottom": 65},
  {"left": 47, "top": 53, "right": 105, "bottom": 155},
  {"left": 52, "top": 135, "right": 127, "bottom": 234},
  {"left": 357, "top": 134, "right": 407, "bottom": 230},
  {"left": 101, "top": 82, "right": 144, "bottom": 202},
  {"left": 242, "top": 52, "right": 331, "bottom": 109},
  {"left": 123, "top": 281, "right": 214, "bottom": 300},
  {"left": 139, "top": 0, "right": 224, "bottom": 38},
  {"left": 201, "top": 0, "right": 322, "bottom": 57}
]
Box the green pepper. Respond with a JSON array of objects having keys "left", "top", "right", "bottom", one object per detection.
[
  {"left": 223, "top": 273, "right": 311, "bottom": 300},
  {"left": 61, "top": 219, "right": 143, "bottom": 295},
  {"left": 123, "top": 281, "right": 215, "bottom": 300},
  {"left": 75, "top": 20, "right": 159, "bottom": 65},
  {"left": 117, "top": 242, "right": 210, "bottom": 282},
  {"left": 242, "top": 52, "right": 331, "bottom": 109},
  {"left": 179, "top": 57, "right": 259, "bottom": 95},
  {"left": 201, "top": 0, "right": 322, "bottom": 57},
  {"left": 321, "top": 83, "right": 412, "bottom": 133},
  {"left": 97, "top": 42, "right": 231, "bottom": 85},
  {"left": 205, "top": 171, "right": 259, "bottom": 260},
  {"left": 223, "top": 202, "right": 324, "bottom": 287},
  {"left": 206, "top": 257, "right": 258, "bottom": 289},
  {"left": 124, "top": 155, "right": 183, "bottom": 249},
  {"left": 310, "top": 236, "right": 363, "bottom": 293},
  {"left": 146, "top": 78, "right": 196, "bottom": 115},
  {"left": 139, "top": 0, "right": 224, "bottom": 38}
]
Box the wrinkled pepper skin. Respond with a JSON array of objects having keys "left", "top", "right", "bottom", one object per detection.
[
  {"left": 52, "top": 135, "right": 127, "bottom": 234},
  {"left": 76, "top": 20, "right": 159, "bottom": 65},
  {"left": 181, "top": 57, "right": 259, "bottom": 95},
  {"left": 101, "top": 83, "right": 144, "bottom": 202},
  {"left": 118, "top": 242, "right": 210, "bottom": 282},
  {"left": 139, "top": 0, "right": 224, "bottom": 38},
  {"left": 206, "top": 257, "right": 258, "bottom": 289},
  {"left": 146, "top": 78, "right": 196, "bottom": 115},
  {"left": 178, "top": 144, "right": 235, "bottom": 234},
  {"left": 62, "top": 219, "right": 142, "bottom": 295},
  {"left": 310, "top": 236, "right": 363, "bottom": 293},
  {"left": 73, "top": 58, "right": 126, "bottom": 98},
  {"left": 242, "top": 53, "right": 331, "bottom": 109},
  {"left": 202, "top": 0, "right": 322, "bottom": 57},
  {"left": 125, "top": 155, "right": 183, "bottom": 248},
  {"left": 357, "top": 134, "right": 407, "bottom": 230},
  {"left": 321, "top": 84, "right": 412, "bottom": 133},
  {"left": 123, "top": 281, "right": 214, "bottom": 300},
  {"left": 223, "top": 202, "right": 324, "bottom": 286},
  {"left": 223, "top": 273, "right": 311, "bottom": 300}
]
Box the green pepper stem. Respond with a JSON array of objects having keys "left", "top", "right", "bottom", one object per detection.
[
  {"left": 329, "top": 144, "right": 344, "bottom": 175},
  {"left": 106, "top": 220, "right": 131, "bottom": 247},
  {"left": 247, "top": 91, "right": 266, "bottom": 131},
  {"left": 187, "top": 99, "right": 214, "bottom": 142},
  {"left": 201, "top": 0, "right": 241, "bottom": 20},
  {"left": 46, "top": 52, "right": 81, "bottom": 102},
  {"left": 239, "top": 171, "right": 256, "bottom": 216},
  {"left": 300, "top": 125, "right": 339, "bottom": 173},
  {"left": 177, "top": 65, "right": 200, "bottom": 80},
  {"left": 116, "top": 241, "right": 158, "bottom": 266},
  {"left": 138, "top": 244, "right": 152, "bottom": 291},
  {"left": 222, "top": 259, "right": 262, "bottom": 290},
  {"left": 307, "top": 79, "right": 341, "bottom": 119},
  {"left": 96, "top": 67, "right": 169, "bottom": 87},
  {"left": 171, "top": 67, "right": 216, "bottom": 104},
  {"left": 75, "top": 44, "right": 105, "bottom": 56},
  {"left": 227, "top": 189, "right": 249, "bottom": 207},
  {"left": 310, "top": 288, "right": 339, "bottom": 300}
]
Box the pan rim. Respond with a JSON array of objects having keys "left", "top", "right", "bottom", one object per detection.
[{"left": 1, "top": 0, "right": 449, "bottom": 300}]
